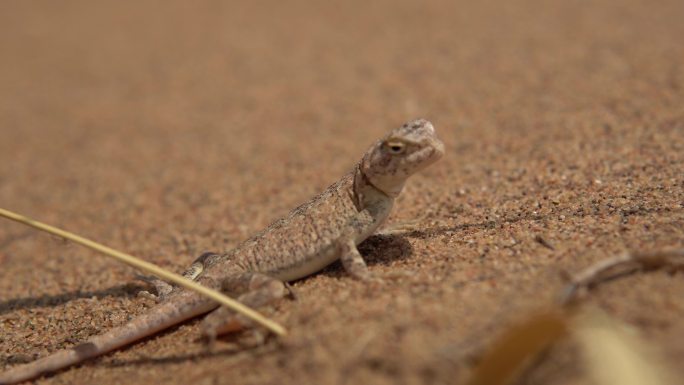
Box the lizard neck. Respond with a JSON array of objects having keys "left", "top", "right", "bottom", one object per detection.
[{"left": 352, "top": 164, "right": 397, "bottom": 216}]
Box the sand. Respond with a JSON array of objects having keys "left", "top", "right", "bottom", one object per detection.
[{"left": 0, "top": 1, "right": 682, "bottom": 384}]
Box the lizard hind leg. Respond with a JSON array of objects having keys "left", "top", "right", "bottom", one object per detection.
[
  {"left": 139, "top": 251, "right": 219, "bottom": 301},
  {"left": 201, "top": 272, "right": 287, "bottom": 344}
]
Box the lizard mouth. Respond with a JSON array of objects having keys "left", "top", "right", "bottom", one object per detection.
[
  {"left": 430, "top": 137, "right": 446, "bottom": 159},
  {"left": 409, "top": 137, "right": 445, "bottom": 168}
]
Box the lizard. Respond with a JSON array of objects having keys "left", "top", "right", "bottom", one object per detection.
[{"left": 0, "top": 118, "right": 445, "bottom": 384}]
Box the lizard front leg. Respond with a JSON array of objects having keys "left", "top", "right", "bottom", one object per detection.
[
  {"left": 338, "top": 208, "right": 384, "bottom": 281},
  {"left": 339, "top": 239, "right": 374, "bottom": 281},
  {"left": 200, "top": 272, "right": 286, "bottom": 343}
]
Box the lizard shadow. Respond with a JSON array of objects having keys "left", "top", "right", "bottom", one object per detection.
[
  {"left": 100, "top": 347, "right": 263, "bottom": 369},
  {"left": 0, "top": 283, "right": 147, "bottom": 316},
  {"left": 318, "top": 233, "right": 414, "bottom": 278},
  {"left": 99, "top": 329, "right": 276, "bottom": 368},
  {"left": 400, "top": 204, "right": 677, "bottom": 240}
]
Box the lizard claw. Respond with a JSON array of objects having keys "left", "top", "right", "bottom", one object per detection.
[
  {"left": 357, "top": 272, "right": 385, "bottom": 284},
  {"left": 135, "top": 274, "right": 174, "bottom": 300},
  {"left": 137, "top": 290, "right": 161, "bottom": 302},
  {"left": 358, "top": 270, "right": 413, "bottom": 284},
  {"left": 379, "top": 270, "right": 415, "bottom": 280},
  {"left": 376, "top": 213, "right": 430, "bottom": 236}
]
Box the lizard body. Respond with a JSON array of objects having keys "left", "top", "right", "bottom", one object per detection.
[{"left": 0, "top": 118, "right": 444, "bottom": 384}]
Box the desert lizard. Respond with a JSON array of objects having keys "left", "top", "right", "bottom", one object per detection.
[{"left": 0, "top": 118, "right": 444, "bottom": 384}]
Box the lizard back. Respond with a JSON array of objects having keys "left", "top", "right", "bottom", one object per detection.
[{"left": 212, "top": 172, "right": 392, "bottom": 281}]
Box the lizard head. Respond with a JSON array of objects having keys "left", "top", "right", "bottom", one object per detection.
[{"left": 360, "top": 118, "right": 445, "bottom": 197}]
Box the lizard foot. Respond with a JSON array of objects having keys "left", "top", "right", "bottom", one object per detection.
[
  {"left": 376, "top": 213, "right": 430, "bottom": 236},
  {"left": 136, "top": 251, "right": 220, "bottom": 302},
  {"left": 136, "top": 275, "right": 174, "bottom": 302},
  {"left": 356, "top": 272, "right": 385, "bottom": 284},
  {"left": 201, "top": 272, "right": 287, "bottom": 345}
]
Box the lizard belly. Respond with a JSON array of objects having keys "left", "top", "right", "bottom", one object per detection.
[{"left": 269, "top": 244, "right": 340, "bottom": 282}]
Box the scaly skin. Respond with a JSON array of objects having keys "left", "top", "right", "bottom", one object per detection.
[{"left": 0, "top": 118, "right": 444, "bottom": 384}]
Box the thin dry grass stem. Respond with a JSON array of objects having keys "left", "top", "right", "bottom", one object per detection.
[
  {"left": 465, "top": 248, "right": 682, "bottom": 385},
  {"left": 0, "top": 207, "right": 287, "bottom": 336},
  {"left": 561, "top": 248, "right": 684, "bottom": 305}
]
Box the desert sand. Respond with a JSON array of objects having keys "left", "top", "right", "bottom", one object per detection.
[{"left": 1, "top": 1, "right": 682, "bottom": 384}]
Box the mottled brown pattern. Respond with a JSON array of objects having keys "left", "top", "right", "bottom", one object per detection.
[
  {"left": 225, "top": 174, "right": 358, "bottom": 279},
  {"left": 0, "top": 119, "right": 444, "bottom": 384}
]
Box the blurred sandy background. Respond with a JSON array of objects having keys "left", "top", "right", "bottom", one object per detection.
[{"left": 0, "top": 1, "right": 682, "bottom": 384}]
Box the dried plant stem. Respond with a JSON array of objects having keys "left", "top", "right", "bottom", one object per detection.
[
  {"left": 562, "top": 248, "right": 684, "bottom": 304},
  {"left": 0, "top": 207, "right": 286, "bottom": 336}
]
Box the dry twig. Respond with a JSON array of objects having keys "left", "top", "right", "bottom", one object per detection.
[
  {"left": 561, "top": 248, "right": 684, "bottom": 304},
  {"left": 0, "top": 207, "right": 286, "bottom": 336}
]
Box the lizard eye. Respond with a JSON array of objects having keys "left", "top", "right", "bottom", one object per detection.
[{"left": 384, "top": 141, "right": 406, "bottom": 154}]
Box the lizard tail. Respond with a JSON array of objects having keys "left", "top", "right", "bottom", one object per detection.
[{"left": 0, "top": 291, "right": 217, "bottom": 384}]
